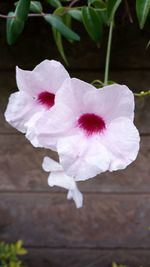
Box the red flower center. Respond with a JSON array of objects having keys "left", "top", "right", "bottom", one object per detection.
[
  {"left": 37, "top": 91, "right": 55, "bottom": 108},
  {"left": 78, "top": 113, "right": 106, "bottom": 136}
]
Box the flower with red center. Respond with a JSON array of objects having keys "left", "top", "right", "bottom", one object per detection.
[
  {"left": 5, "top": 60, "right": 70, "bottom": 147},
  {"left": 36, "top": 78, "right": 140, "bottom": 181}
]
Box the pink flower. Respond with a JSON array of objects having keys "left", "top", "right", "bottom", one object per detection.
[
  {"left": 5, "top": 60, "right": 70, "bottom": 147},
  {"left": 36, "top": 79, "right": 140, "bottom": 181},
  {"left": 42, "top": 157, "right": 83, "bottom": 208}
]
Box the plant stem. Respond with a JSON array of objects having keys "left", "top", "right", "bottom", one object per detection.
[
  {"left": 0, "top": 13, "right": 46, "bottom": 19},
  {"left": 0, "top": 1, "right": 80, "bottom": 19},
  {"left": 104, "top": 19, "right": 114, "bottom": 85},
  {"left": 134, "top": 90, "right": 150, "bottom": 97},
  {"left": 125, "top": 0, "right": 133, "bottom": 23}
]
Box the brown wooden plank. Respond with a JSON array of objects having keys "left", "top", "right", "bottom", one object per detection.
[
  {"left": 0, "top": 193, "right": 150, "bottom": 248},
  {"left": 23, "top": 248, "right": 150, "bottom": 267},
  {"left": 0, "top": 135, "right": 56, "bottom": 191},
  {"left": 1, "top": 70, "right": 150, "bottom": 134},
  {"left": 0, "top": 135, "right": 150, "bottom": 193},
  {"left": 0, "top": 70, "right": 16, "bottom": 133}
]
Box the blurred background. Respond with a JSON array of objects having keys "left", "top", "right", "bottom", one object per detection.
[{"left": 0, "top": 1, "right": 150, "bottom": 266}]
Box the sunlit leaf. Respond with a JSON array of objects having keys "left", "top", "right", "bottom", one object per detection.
[
  {"left": 15, "top": 240, "right": 23, "bottom": 250},
  {"left": 112, "top": 263, "right": 127, "bottom": 267}
]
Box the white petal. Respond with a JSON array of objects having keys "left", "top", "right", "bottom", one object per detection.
[
  {"left": 16, "top": 67, "right": 41, "bottom": 96},
  {"left": 100, "top": 117, "right": 140, "bottom": 171},
  {"left": 84, "top": 84, "right": 134, "bottom": 122},
  {"left": 67, "top": 187, "right": 83, "bottom": 208},
  {"left": 56, "top": 81, "right": 134, "bottom": 122},
  {"left": 42, "top": 157, "right": 62, "bottom": 172},
  {"left": 48, "top": 171, "right": 76, "bottom": 190},
  {"left": 4, "top": 91, "right": 36, "bottom": 133},
  {"left": 34, "top": 60, "right": 70, "bottom": 93},
  {"left": 55, "top": 78, "right": 95, "bottom": 115},
  {"left": 42, "top": 157, "right": 82, "bottom": 208},
  {"left": 57, "top": 133, "right": 110, "bottom": 181},
  {"left": 33, "top": 134, "right": 58, "bottom": 151},
  {"left": 16, "top": 60, "right": 70, "bottom": 95},
  {"left": 25, "top": 110, "right": 46, "bottom": 147},
  {"left": 35, "top": 103, "right": 75, "bottom": 149},
  {"left": 35, "top": 103, "right": 74, "bottom": 135}
]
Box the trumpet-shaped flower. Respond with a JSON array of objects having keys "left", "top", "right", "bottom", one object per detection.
[
  {"left": 42, "top": 156, "right": 83, "bottom": 208},
  {"left": 36, "top": 79, "right": 140, "bottom": 181},
  {"left": 5, "top": 60, "right": 70, "bottom": 147}
]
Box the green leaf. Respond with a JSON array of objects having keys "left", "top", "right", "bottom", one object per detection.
[
  {"left": 14, "top": 240, "right": 27, "bottom": 256},
  {"left": 147, "top": 39, "right": 150, "bottom": 49},
  {"left": 63, "top": 14, "right": 72, "bottom": 30},
  {"left": 136, "top": 0, "right": 150, "bottom": 29},
  {"left": 52, "top": 7, "right": 69, "bottom": 63},
  {"left": 54, "top": 7, "right": 72, "bottom": 33},
  {"left": 107, "top": 0, "right": 122, "bottom": 22},
  {"left": 97, "top": 9, "right": 109, "bottom": 25},
  {"left": 52, "top": 27, "right": 68, "bottom": 65},
  {"left": 46, "top": 0, "right": 62, "bottom": 8},
  {"left": 45, "top": 14, "right": 80, "bottom": 41},
  {"left": 88, "top": 0, "right": 106, "bottom": 9},
  {"left": 7, "top": 12, "right": 15, "bottom": 44},
  {"left": 15, "top": 240, "right": 23, "bottom": 250},
  {"left": 67, "top": 9, "right": 82, "bottom": 22},
  {"left": 112, "top": 263, "right": 127, "bottom": 267},
  {"left": 15, "top": 0, "right": 30, "bottom": 21},
  {"left": 53, "top": 6, "right": 65, "bottom": 15},
  {"left": 82, "top": 6, "right": 103, "bottom": 43},
  {"left": 30, "top": 1, "right": 43, "bottom": 13},
  {"left": 7, "top": 0, "right": 30, "bottom": 45},
  {"left": 16, "top": 248, "right": 27, "bottom": 255},
  {"left": 6, "top": 12, "right": 24, "bottom": 45},
  {"left": 53, "top": 6, "right": 72, "bottom": 29}
]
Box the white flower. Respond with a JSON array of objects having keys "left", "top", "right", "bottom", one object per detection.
[
  {"left": 42, "top": 157, "right": 83, "bottom": 208},
  {"left": 36, "top": 79, "right": 140, "bottom": 181},
  {"left": 4, "top": 60, "right": 70, "bottom": 148}
]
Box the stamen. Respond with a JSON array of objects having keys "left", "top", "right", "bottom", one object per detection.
[
  {"left": 78, "top": 113, "right": 105, "bottom": 136},
  {"left": 37, "top": 91, "right": 55, "bottom": 108}
]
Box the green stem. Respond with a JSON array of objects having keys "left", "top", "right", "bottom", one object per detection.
[
  {"left": 134, "top": 90, "right": 150, "bottom": 97},
  {"left": 104, "top": 19, "right": 114, "bottom": 85}
]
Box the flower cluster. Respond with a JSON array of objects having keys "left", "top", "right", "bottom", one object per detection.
[{"left": 5, "top": 60, "right": 140, "bottom": 208}]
